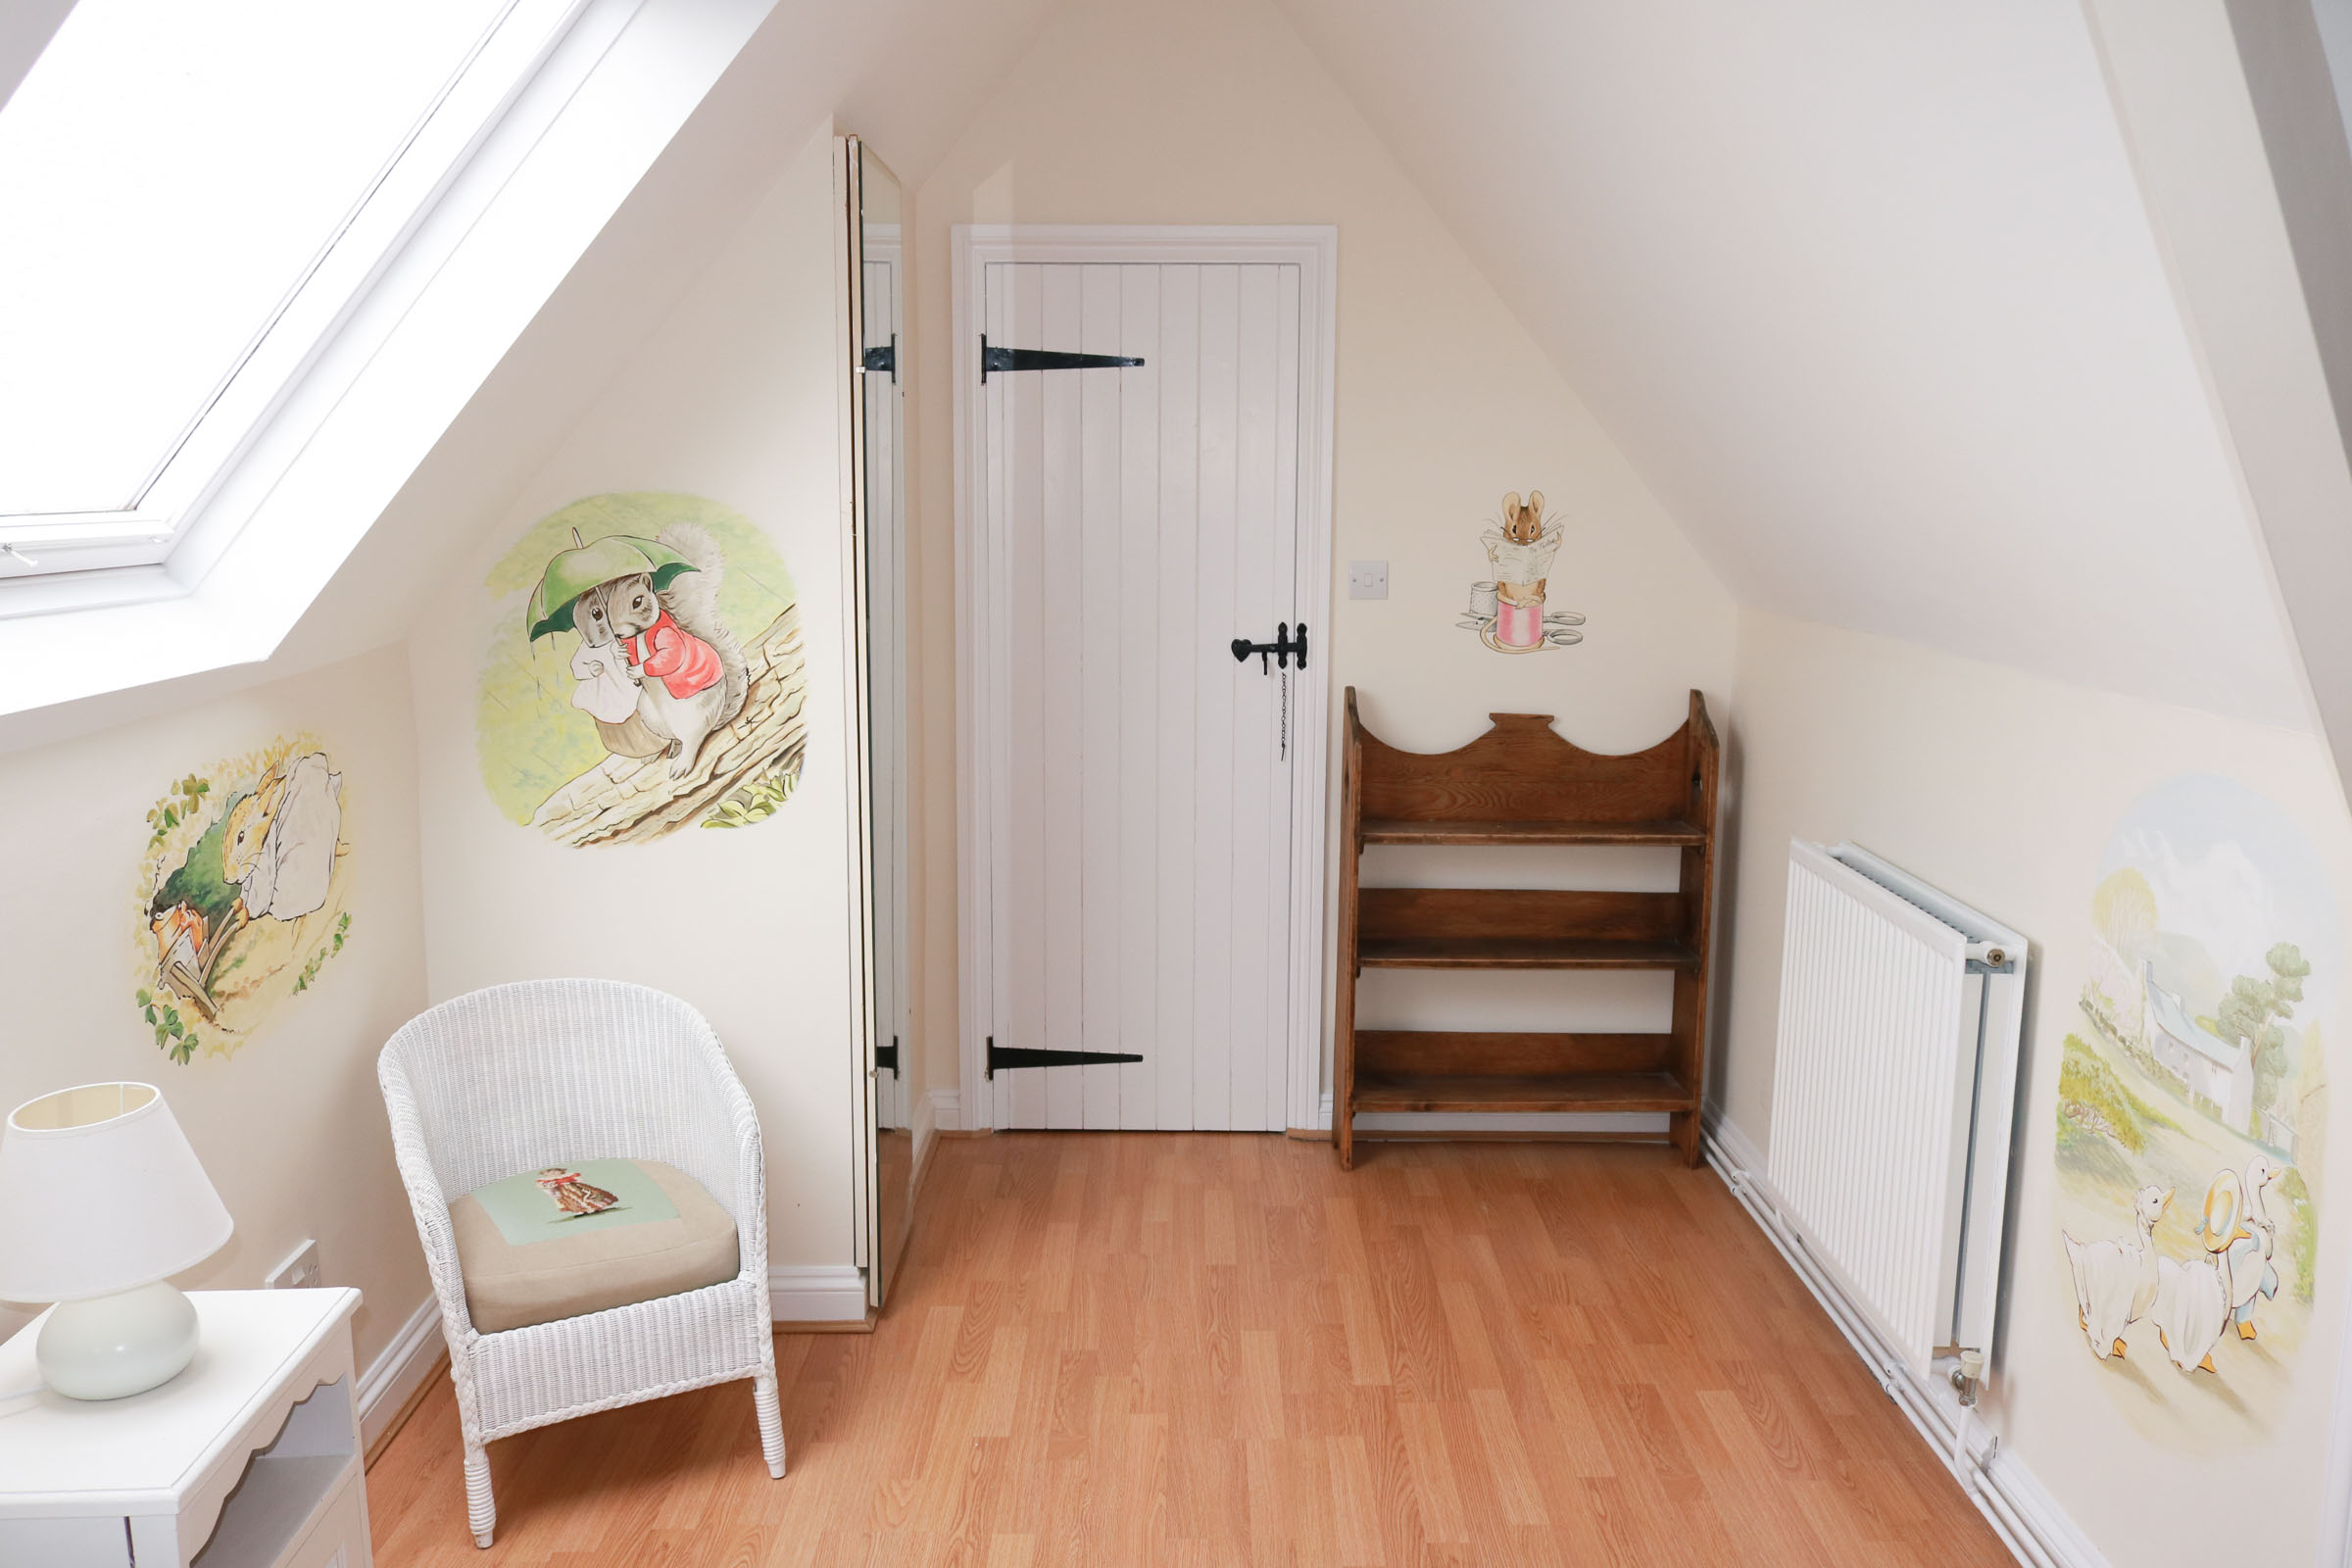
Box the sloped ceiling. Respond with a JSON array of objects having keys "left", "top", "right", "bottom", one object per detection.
[
  {"left": 0, "top": 0, "right": 1064, "bottom": 754},
  {"left": 274, "top": 0, "right": 1063, "bottom": 671},
  {"left": 1274, "top": 0, "right": 2310, "bottom": 724}
]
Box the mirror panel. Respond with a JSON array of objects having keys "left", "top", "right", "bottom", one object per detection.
[{"left": 851, "top": 137, "right": 912, "bottom": 1305}]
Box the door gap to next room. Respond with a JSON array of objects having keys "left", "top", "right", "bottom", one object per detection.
[{"left": 952, "top": 224, "right": 1338, "bottom": 1135}]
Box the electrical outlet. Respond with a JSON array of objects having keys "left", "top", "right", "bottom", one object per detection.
[
  {"left": 1348, "top": 560, "right": 1388, "bottom": 600},
  {"left": 267, "top": 1239, "right": 321, "bottom": 1291}
]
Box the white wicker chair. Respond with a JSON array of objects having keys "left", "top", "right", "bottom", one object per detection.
[{"left": 378, "top": 979, "right": 784, "bottom": 1548}]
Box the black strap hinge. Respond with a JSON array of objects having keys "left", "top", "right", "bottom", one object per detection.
[
  {"left": 986, "top": 1034, "right": 1145, "bottom": 1078},
  {"left": 980, "top": 335, "right": 1145, "bottom": 383}
]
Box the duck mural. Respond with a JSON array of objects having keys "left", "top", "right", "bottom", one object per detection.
[
  {"left": 2209, "top": 1156, "right": 2284, "bottom": 1342},
  {"left": 2063, "top": 1185, "right": 2168, "bottom": 1359},
  {"left": 2053, "top": 773, "right": 2331, "bottom": 1444}
]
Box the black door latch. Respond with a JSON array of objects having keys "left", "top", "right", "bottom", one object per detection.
[{"left": 1231, "top": 621, "right": 1307, "bottom": 672}]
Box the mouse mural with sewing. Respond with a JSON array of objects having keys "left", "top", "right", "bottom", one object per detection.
[{"left": 1460, "top": 490, "right": 1584, "bottom": 653}]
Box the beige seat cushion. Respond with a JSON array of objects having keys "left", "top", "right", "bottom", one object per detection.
[{"left": 450, "top": 1157, "right": 739, "bottom": 1333}]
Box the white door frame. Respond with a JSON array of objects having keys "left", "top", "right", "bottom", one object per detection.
[{"left": 953, "top": 222, "right": 1339, "bottom": 1134}]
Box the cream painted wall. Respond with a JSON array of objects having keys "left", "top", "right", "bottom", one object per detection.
[
  {"left": 407, "top": 122, "right": 862, "bottom": 1269},
  {"left": 1722, "top": 606, "right": 2352, "bottom": 1566},
  {"left": 907, "top": 0, "right": 1739, "bottom": 1101},
  {"left": 0, "top": 644, "right": 432, "bottom": 1374}
]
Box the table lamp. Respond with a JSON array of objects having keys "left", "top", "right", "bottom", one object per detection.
[{"left": 0, "top": 1082, "right": 233, "bottom": 1399}]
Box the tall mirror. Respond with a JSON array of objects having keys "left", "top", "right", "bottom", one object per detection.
[{"left": 849, "top": 137, "right": 913, "bottom": 1304}]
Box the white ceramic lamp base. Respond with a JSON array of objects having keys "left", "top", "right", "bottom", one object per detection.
[{"left": 37, "top": 1280, "right": 200, "bottom": 1399}]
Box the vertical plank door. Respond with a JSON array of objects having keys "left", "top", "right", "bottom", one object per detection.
[{"left": 982, "top": 260, "right": 1304, "bottom": 1131}]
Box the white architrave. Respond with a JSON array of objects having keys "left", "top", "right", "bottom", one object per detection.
[{"left": 952, "top": 222, "right": 1339, "bottom": 1136}]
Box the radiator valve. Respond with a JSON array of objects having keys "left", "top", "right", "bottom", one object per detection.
[{"left": 1949, "top": 1348, "right": 1985, "bottom": 1406}]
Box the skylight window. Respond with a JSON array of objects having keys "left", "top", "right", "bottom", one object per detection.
[{"left": 0, "top": 0, "right": 573, "bottom": 578}]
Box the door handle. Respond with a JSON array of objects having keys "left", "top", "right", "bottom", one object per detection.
[{"left": 1230, "top": 622, "right": 1307, "bottom": 672}]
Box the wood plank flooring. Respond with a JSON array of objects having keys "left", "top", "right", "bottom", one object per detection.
[{"left": 368, "top": 1134, "right": 2014, "bottom": 1566}]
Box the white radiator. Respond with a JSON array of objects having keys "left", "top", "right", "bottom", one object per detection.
[{"left": 1769, "top": 841, "right": 2028, "bottom": 1381}]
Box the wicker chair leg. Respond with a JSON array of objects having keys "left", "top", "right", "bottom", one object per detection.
[
  {"left": 754, "top": 1372, "right": 787, "bottom": 1479},
  {"left": 466, "top": 1441, "right": 496, "bottom": 1547}
]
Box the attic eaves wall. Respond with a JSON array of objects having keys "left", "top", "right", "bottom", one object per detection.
[{"left": 1272, "top": 0, "right": 2310, "bottom": 728}]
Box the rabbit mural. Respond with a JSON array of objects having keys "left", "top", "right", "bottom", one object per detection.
[
  {"left": 1460, "top": 490, "right": 1586, "bottom": 652},
  {"left": 478, "top": 494, "right": 808, "bottom": 846},
  {"left": 2053, "top": 773, "right": 2331, "bottom": 1445},
  {"left": 132, "top": 736, "right": 354, "bottom": 1063}
]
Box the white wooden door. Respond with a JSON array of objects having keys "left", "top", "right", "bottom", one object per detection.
[{"left": 983, "top": 260, "right": 1304, "bottom": 1131}]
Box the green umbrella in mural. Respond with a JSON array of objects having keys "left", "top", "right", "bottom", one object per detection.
[{"left": 526, "top": 529, "right": 701, "bottom": 640}]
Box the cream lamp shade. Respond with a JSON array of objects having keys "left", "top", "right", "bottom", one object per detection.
[
  {"left": 0, "top": 1083, "right": 232, "bottom": 1399},
  {"left": 0, "top": 1082, "right": 231, "bottom": 1302}
]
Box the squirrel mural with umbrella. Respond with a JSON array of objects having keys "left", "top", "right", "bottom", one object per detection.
[
  {"left": 529, "top": 523, "right": 749, "bottom": 779},
  {"left": 479, "top": 494, "right": 809, "bottom": 847}
]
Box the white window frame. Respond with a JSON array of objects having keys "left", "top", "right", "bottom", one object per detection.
[{"left": 0, "top": 0, "right": 601, "bottom": 599}]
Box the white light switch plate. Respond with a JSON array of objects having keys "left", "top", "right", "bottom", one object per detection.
[
  {"left": 267, "top": 1239, "right": 321, "bottom": 1291},
  {"left": 1348, "top": 560, "right": 1388, "bottom": 600}
]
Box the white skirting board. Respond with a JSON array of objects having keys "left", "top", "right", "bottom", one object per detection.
[
  {"left": 941, "top": 1086, "right": 1663, "bottom": 1138},
  {"left": 1318, "top": 1092, "right": 1665, "bottom": 1137},
  {"left": 1706, "top": 1114, "right": 2111, "bottom": 1568},
  {"left": 910, "top": 1082, "right": 939, "bottom": 1177},
  {"left": 359, "top": 1295, "right": 447, "bottom": 1451},
  {"left": 768, "top": 1265, "right": 868, "bottom": 1323}
]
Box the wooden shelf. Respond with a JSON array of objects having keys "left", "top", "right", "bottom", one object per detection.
[
  {"left": 1356, "top": 935, "right": 1699, "bottom": 970},
  {"left": 1334, "top": 690, "right": 1720, "bottom": 1168},
  {"left": 1352, "top": 1070, "right": 1696, "bottom": 1115},
  {"left": 1359, "top": 817, "right": 1705, "bottom": 847}
]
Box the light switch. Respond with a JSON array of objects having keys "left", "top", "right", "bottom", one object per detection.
[{"left": 1348, "top": 560, "right": 1389, "bottom": 600}]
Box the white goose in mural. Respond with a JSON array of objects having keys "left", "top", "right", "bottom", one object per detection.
[
  {"left": 2063, "top": 1185, "right": 2168, "bottom": 1359},
  {"left": 2151, "top": 1252, "right": 2230, "bottom": 1374},
  {"left": 2208, "top": 1155, "right": 2285, "bottom": 1342},
  {"left": 2149, "top": 1165, "right": 2255, "bottom": 1375}
]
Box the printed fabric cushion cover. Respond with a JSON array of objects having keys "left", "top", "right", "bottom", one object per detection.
[{"left": 449, "top": 1156, "right": 739, "bottom": 1333}]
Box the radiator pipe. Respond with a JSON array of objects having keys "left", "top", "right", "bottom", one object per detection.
[{"left": 1708, "top": 1131, "right": 2066, "bottom": 1568}]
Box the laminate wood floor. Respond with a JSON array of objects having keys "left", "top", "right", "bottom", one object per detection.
[{"left": 368, "top": 1134, "right": 2014, "bottom": 1566}]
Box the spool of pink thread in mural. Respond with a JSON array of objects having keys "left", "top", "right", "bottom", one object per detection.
[{"left": 1496, "top": 597, "right": 1545, "bottom": 649}]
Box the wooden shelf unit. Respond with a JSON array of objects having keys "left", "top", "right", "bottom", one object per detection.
[{"left": 1333, "top": 689, "right": 1720, "bottom": 1167}]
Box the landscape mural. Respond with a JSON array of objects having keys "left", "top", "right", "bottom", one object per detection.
[{"left": 2056, "top": 772, "right": 2330, "bottom": 1446}]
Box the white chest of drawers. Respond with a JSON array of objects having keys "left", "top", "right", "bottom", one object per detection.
[{"left": 0, "top": 1289, "right": 370, "bottom": 1568}]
